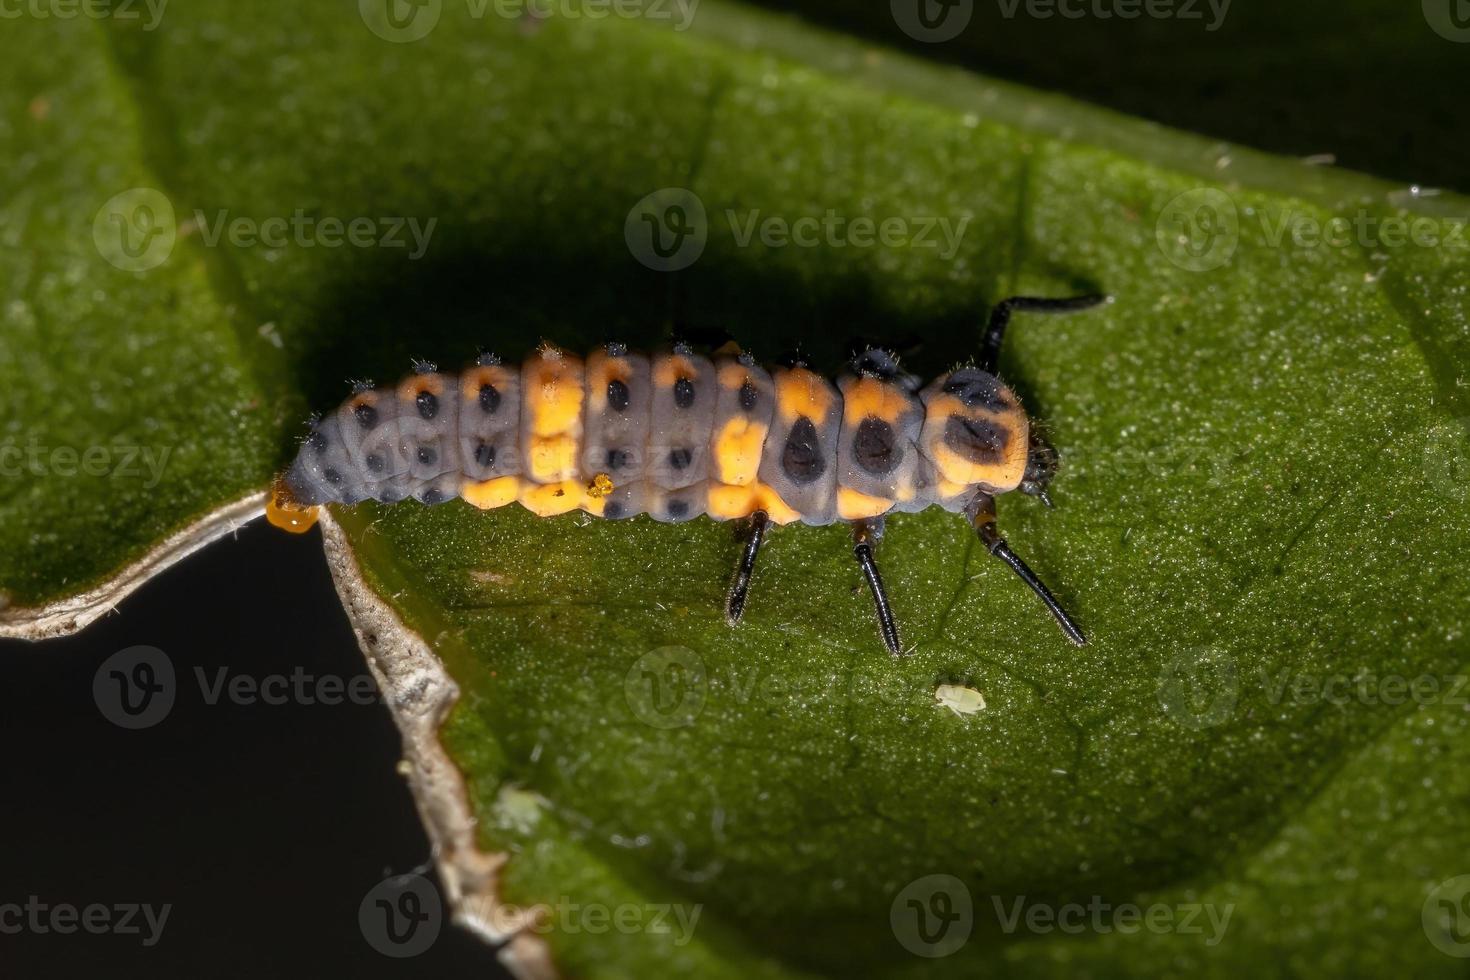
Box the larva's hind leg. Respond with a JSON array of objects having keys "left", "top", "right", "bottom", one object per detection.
[
  {"left": 852, "top": 518, "right": 902, "bottom": 656},
  {"left": 966, "top": 491, "right": 1087, "bottom": 646},
  {"left": 726, "top": 510, "right": 769, "bottom": 625}
]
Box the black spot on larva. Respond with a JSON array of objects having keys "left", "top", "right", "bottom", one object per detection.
[
  {"left": 307, "top": 431, "right": 328, "bottom": 454},
  {"left": 417, "top": 445, "right": 437, "bottom": 467},
  {"left": 781, "top": 416, "right": 826, "bottom": 484},
  {"left": 607, "top": 379, "right": 630, "bottom": 412},
  {"left": 673, "top": 377, "right": 695, "bottom": 409},
  {"left": 666, "top": 499, "right": 690, "bottom": 519},
  {"left": 478, "top": 384, "right": 501, "bottom": 414},
  {"left": 738, "top": 380, "right": 758, "bottom": 412},
  {"left": 604, "top": 500, "right": 624, "bottom": 519},
  {"left": 943, "top": 415, "right": 1009, "bottom": 464},
  {"left": 353, "top": 403, "right": 378, "bottom": 429},
  {"left": 416, "top": 390, "right": 439, "bottom": 419},
  {"left": 421, "top": 487, "right": 447, "bottom": 505},
  {"left": 669, "top": 447, "right": 692, "bottom": 470},
  {"left": 323, "top": 467, "right": 343, "bottom": 484},
  {"left": 474, "top": 441, "right": 495, "bottom": 468},
  {"left": 943, "top": 372, "right": 1010, "bottom": 412},
  {"left": 366, "top": 453, "right": 385, "bottom": 473},
  {"left": 853, "top": 417, "right": 901, "bottom": 475},
  {"left": 607, "top": 448, "right": 631, "bottom": 470}
]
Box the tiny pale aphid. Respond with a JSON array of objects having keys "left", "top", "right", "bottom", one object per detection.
[
  {"left": 267, "top": 294, "right": 1109, "bottom": 654},
  {"left": 934, "top": 683, "right": 986, "bottom": 717}
]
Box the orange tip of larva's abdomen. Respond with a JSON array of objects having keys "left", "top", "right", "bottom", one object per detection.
[{"left": 266, "top": 475, "right": 320, "bottom": 534}]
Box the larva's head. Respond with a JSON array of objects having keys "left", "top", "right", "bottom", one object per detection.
[
  {"left": 920, "top": 366, "right": 1031, "bottom": 501},
  {"left": 266, "top": 472, "right": 321, "bottom": 534}
]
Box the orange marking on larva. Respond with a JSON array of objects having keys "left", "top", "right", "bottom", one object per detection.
[
  {"left": 837, "top": 487, "right": 894, "bottom": 521},
  {"left": 653, "top": 353, "right": 698, "bottom": 388},
  {"left": 527, "top": 434, "right": 579, "bottom": 482},
  {"left": 842, "top": 376, "right": 904, "bottom": 425},
  {"left": 519, "top": 479, "right": 583, "bottom": 517},
  {"left": 266, "top": 475, "right": 320, "bottom": 533},
  {"left": 397, "top": 373, "right": 444, "bottom": 400},
  {"left": 461, "top": 476, "right": 521, "bottom": 510},
  {"left": 774, "top": 366, "right": 834, "bottom": 421},
  {"left": 460, "top": 364, "right": 515, "bottom": 399},
  {"left": 712, "top": 417, "right": 767, "bottom": 486},
  {"left": 527, "top": 351, "right": 584, "bottom": 437}
]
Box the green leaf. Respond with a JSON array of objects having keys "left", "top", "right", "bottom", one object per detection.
[{"left": 6, "top": 1, "right": 1470, "bottom": 976}]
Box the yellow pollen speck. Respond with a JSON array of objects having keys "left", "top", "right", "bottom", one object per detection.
[{"left": 587, "top": 473, "right": 615, "bottom": 498}]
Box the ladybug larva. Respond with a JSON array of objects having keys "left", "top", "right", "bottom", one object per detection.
[{"left": 267, "top": 294, "right": 1108, "bottom": 653}]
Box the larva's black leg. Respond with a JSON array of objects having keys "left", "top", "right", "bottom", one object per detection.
[
  {"left": 852, "top": 519, "right": 902, "bottom": 656},
  {"left": 966, "top": 492, "right": 1087, "bottom": 646},
  {"left": 726, "top": 510, "right": 769, "bottom": 625},
  {"left": 980, "top": 294, "right": 1110, "bottom": 374},
  {"left": 1018, "top": 429, "right": 1059, "bottom": 508}
]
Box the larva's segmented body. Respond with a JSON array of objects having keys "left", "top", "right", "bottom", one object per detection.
[
  {"left": 268, "top": 294, "right": 1109, "bottom": 653},
  {"left": 278, "top": 345, "right": 1031, "bottom": 525}
]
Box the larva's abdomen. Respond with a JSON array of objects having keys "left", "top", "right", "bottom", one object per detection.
[{"left": 281, "top": 344, "right": 1031, "bottom": 527}]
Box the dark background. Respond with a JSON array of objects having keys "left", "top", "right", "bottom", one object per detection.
[{"left": 2, "top": 0, "right": 1463, "bottom": 976}]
